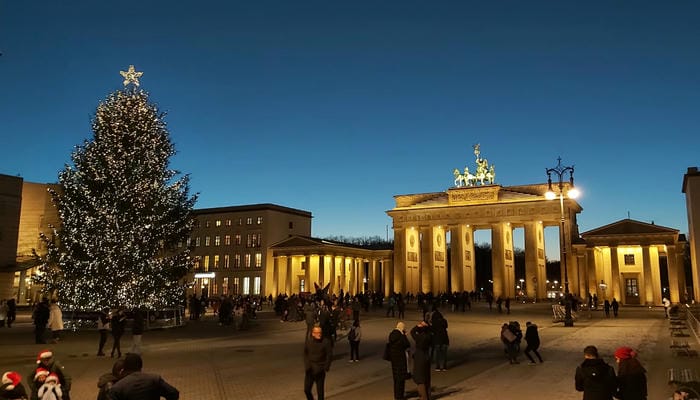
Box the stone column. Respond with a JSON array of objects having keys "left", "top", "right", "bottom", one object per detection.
[
  {"left": 524, "top": 222, "right": 544, "bottom": 299},
  {"left": 358, "top": 259, "right": 366, "bottom": 294},
  {"left": 492, "top": 222, "right": 514, "bottom": 298},
  {"left": 18, "top": 269, "right": 28, "bottom": 304},
  {"left": 667, "top": 245, "right": 681, "bottom": 303},
  {"left": 370, "top": 259, "right": 378, "bottom": 292},
  {"left": 393, "top": 228, "right": 406, "bottom": 294},
  {"left": 272, "top": 256, "right": 280, "bottom": 297},
  {"left": 328, "top": 255, "right": 336, "bottom": 295},
  {"left": 318, "top": 255, "right": 325, "bottom": 288},
  {"left": 676, "top": 250, "right": 687, "bottom": 303},
  {"left": 340, "top": 256, "right": 347, "bottom": 294},
  {"left": 285, "top": 256, "right": 293, "bottom": 295},
  {"left": 463, "top": 225, "right": 476, "bottom": 292},
  {"left": 449, "top": 225, "right": 464, "bottom": 293},
  {"left": 641, "top": 245, "right": 654, "bottom": 305},
  {"left": 609, "top": 246, "right": 621, "bottom": 301},
  {"left": 420, "top": 226, "right": 433, "bottom": 293},
  {"left": 577, "top": 254, "right": 587, "bottom": 298},
  {"left": 432, "top": 226, "right": 447, "bottom": 293},
  {"left": 304, "top": 255, "right": 312, "bottom": 291},
  {"left": 384, "top": 259, "right": 393, "bottom": 296}
]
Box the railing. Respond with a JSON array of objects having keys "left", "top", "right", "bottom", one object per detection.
[
  {"left": 63, "top": 306, "right": 185, "bottom": 331},
  {"left": 686, "top": 304, "right": 700, "bottom": 345}
]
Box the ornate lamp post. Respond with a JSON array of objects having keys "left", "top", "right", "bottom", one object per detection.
[{"left": 545, "top": 157, "right": 579, "bottom": 327}]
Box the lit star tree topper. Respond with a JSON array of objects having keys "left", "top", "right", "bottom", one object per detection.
[
  {"left": 119, "top": 64, "right": 143, "bottom": 87},
  {"left": 34, "top": 67, "right": 197, "bottom": 310}
]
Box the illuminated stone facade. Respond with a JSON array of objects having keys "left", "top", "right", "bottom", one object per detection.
[
  {"left": 683, "top": 166, "right": 700, "bottom": 302},
  {"left": 387, "top": 184, "right": 583, "bottom": 299}
]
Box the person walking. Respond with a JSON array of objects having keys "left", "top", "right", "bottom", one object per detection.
[
  {"left": 524, "top": 321, "right": 544, "bottom": 364},
  {"left": 574, "top": 345, "right": 617, "bottom": 400},
  {"left": 604, "top": 300, "right": 611, "bottom": 318},
  {"left": 388, "top": 322, "right": 411, "bottom": 400},
  {"left": 611, "top": 298, "right": 619, "bottom": 318},
  {"left": 32, "top": 298, "right": 50, "bottom": 344},
  {"left": 110, "top": 308, "right": 126, "bottom": 358},
  {"left": 47, "top": 300, "right": 63, "bottom": 344},
  {"left": 662, "top": 298, "right": 671, "bottom": 318},
  {"left": 6, "top": 298, "right": 16, "bottom": 328},
  {"left": 614, "top": 346, "right": 647, "bottom": 400},
  {"left": 347, "top": 319, "right": 361, "bottom": 362},
  {"left": 108, "top": 353, "right": 179, "bottom": 400},
  {"left": 431, "top": 309, "right": 449, "bottom": 371},
  {"left": 130, "top": 308, "right": 144, "bottom": 355},
  {"left": 303, "top": 325, "right": 333, "bottom": 400},
  {"left": 505, "top": 297, "right": 511, "bottom": 314},
  {"left": 97, "top": 308, "right": 111, "bottom": 356},
  {"left": 410, "top": 321, "right": 433, "bottom": 400}
]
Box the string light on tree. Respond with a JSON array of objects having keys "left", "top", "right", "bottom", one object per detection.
[{"left": 34, "top": 66, "right": 197, "bottom": 310}]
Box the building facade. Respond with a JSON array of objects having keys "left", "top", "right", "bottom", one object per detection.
[
  {"left": 683, "top": 166, "right": 700, "bottom": 302},
  {"left": 187, "top": 204, "right": 312, "bottom": 297}
]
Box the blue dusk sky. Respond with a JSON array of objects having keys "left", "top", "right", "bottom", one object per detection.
[{"left": 1, "top": 1, "right": 699, "bottom": 259}]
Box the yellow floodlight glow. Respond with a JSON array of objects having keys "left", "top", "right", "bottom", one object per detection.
[
  {"left": 567, "top": 187, "right": 580, "bottom": 199},
  {"left": 544, "top": 190, "right": 557, "bottom": 200}
]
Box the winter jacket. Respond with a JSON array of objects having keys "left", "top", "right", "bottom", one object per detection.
[
  {"left": 303, "top": 336, "right": 333, "bottom": 374},
  {"left": 47, "top": 305, "right": 63, "bottom": 331},
  {"left": 410, "top": 325, "right": 433, "bottom": 385},
  {"left": 431, "top": 313, "right": 449, "bottom": 346},
  {"left": 108, "top": 372, "right": 178, "bottom": 400},
  {"left": 388, "top": 328, "right": 411, "bottom": 372},
  {"left": 615, "top": 358, "right": 647, "bottom": 400},
  {"left": 575, "top": 358, "right": 617, "bottom": 400}
]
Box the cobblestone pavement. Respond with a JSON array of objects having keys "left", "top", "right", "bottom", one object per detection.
[{"left": 0, "top": 302, "right": 695, "bottom": 399}]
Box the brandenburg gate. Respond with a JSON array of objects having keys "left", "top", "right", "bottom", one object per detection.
[{"left": 386, "top": 146, "right": 583, "bottom": 299}]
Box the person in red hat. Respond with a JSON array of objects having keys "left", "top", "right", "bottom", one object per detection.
[
  {"left": 0, "top": 371, "right": 28, "bottom": 400},
  {"left": 614, "top": 346, "right": 647, "bottom": 400},
  {"left": 28, "top": 351, "right": 71, "bottom": 400}
]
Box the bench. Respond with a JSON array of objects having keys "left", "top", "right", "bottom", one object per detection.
[
  {"left": 668, "top": 368, "right": 700, "bottom": 384},
  {"left": 671, "top": 340, "right": 692, "bottom": 356}
]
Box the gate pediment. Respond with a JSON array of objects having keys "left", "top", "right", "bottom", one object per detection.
[{"left": 447, "top": 185, "right": 501, "bottom": 205}]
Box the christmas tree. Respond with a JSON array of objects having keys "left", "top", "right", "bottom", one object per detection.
[{"left": 35, "top": 66, "right": 197, "bottom": 310}]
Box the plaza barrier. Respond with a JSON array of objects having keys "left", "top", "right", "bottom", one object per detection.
[
  {"left": 63, "top": 307, "right": 185, "bottom": 331},
  {"left": 686, "top": 304, "right": 700, "bottom": 345}
]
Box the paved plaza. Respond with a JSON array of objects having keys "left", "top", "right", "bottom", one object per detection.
[{"left": 0, "top": 302, "right": 697, "bottom": 399}]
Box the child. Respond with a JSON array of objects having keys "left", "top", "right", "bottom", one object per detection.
[{"left": 37, "top": 373, "right": 62, "bottom": 400}]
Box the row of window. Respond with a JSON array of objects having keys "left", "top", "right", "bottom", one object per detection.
[
  {"left": 179, "top": 233, "right": 262, "bottom": 248},
  {"left": 196, "top": 276, "right": 262, "bottom": 296},
  {"left": 194, "top": 252, "right": 263, "bottom": 269},
  {"left": 197, "top": 216, "right": 264, "bottom": 228}
]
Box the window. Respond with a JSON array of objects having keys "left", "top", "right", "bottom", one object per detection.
[
  {"left": 205, "top": 221, "right": 211, "bottom": 228},
  {"left": 211, "top": 282, "right": 218, "bottom": 295},
  {"left": 247, "top": 234, "right": 252, "bottom": 248},
  {"left": 625, "top": 278, "right": 639, "bottom": 297},
  {"left": 195, "top": 237, "right": 201, "bottom": 247},
  {"left": 246, "top": 217, "right": 253, "bottom": 225},
  {"left": 233, "top": 277, "right": 240, "bottom": 294},
  {"left": 194, "top": 258, "right": 200, "bottom": 270},
  {"left": 624, "top": 254, "right": 635, "bottom": 265},
  {"left": 245, "top": 254, "right": 251, "bottom": 268},
  {"left": 223, "top": 277, "right": 229, "bottom": 294},
  {"left": 253, "top": 277, "right": 261, "bottom": 295},
  {"left": 300, "top": 279, "right": 305, "bottom": 293},
  {"left": 255, "top": 252, "right": 262, "bottom": 268},
  {"left": 205, "top": 236, "right": 210, "bottom": 246},
  {"left": 225, "top": 219, "right": 232, "bottom": 226},
  {"left": 177, "top": 241, "right": 182, "bottom": 248},
  {"left": 257, "top": 216, "right": 263, "bottom": 225},
  {"left": 289, "top": 221, "right": 294, "bottom": 229},
  {"left": 203, "top": 256, "right": 210, "bottom": 271},
  {"left": 224, "top": 254, "right": 230, "bottom": 269},
  {"left": 224, "top": 235, "right": 231, "bottom": 245},
  {"left": 214, "top": 235, "right": 220, "bottom": 246},
  {"left": 194, "top": 220, "right": 201, "bottom": 228},
  {"left": 243, "top": 277, "right": 250, "bottom": 295},
  {"left": 215, "top": 220, "right": 221, "bottom": 227},
  {"left": 186, "top": 237, "right": 191, "bottom": 247},
  {"left": 214, "top": 255, "right": 220, "bottom": 269},
  {"left": 234, "top": 254, "right": 241, "bottom": 268},
  {"left": 235, "top": 234, "right": 241, "bottom": 246},
  {"left": 237, "top": 218, "right": 242, "bottom": 226}
]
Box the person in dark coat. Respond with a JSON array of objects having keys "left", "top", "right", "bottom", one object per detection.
[
  {"left": 604, "top": 300, "right": 611, "bottom": 318},
  {"left": 388, "top": 322, "right": 411, "bottom": 400},
  {"left": 97, "top": 308, "right": 111, "bottom": 356},
  {"left": 108, "top": 353, "right": 178, "bottom": 400},
  {"left": 430, "top": 310, "right": 449, "bottom": 371},
  {"left": 524, "top": 321, "right": 543, "bottom": 364},
  {"left": 6, "top": 299, "right": 16, "bottom": 328},
  {"left": 614, "top": 347, "right": 647, "bottom": 400},
  {"left": 411, "top": 321, "right": 433, "bottom": 400},
  {"left": 611, "top": 299, "right": 619, "bottom": 318},
  {"left": 575, "top": 345, "right": 617, "bottom": 400},
  {"left": 32, "top": 299, "right": 50, "bottom": 344},
  {"left": 96, "top": 360, "right": 124, "bottom": 400},
  {"left": 110, "top": 308, "right": 126, "bottom": 358},
  {"left": 303, "top": 325, "right": 333, "bottom": 400},
  {"left": 130, "top": 308, "right": 145, "bottom": 355}
]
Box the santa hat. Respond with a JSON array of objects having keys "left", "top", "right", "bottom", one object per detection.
[
  {"left": 45, "top": 373, "right": 59, "bottom": 384},
  {"left": 36, "top": 350, "right": 53, "bottom": 364},
  {"left": 34, "top": 368, "right": 49, "bottom": 381},
  {"left": 1, "top": 371, "right": 21, "bottom": 391},
  {"left": 614, "top": 346, "right": 636, "bottom": 360}
]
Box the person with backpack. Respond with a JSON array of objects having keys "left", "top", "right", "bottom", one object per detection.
[
  {"left": 575, "top": 345, "right": 617, "bottom": 400},
  {"left": 347, "top": 319, "right": 362, "bottom": 362}
]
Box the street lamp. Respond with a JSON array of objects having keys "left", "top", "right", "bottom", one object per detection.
[{"left": 545, "top": 157, "right": 579, "bottom": 327}]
